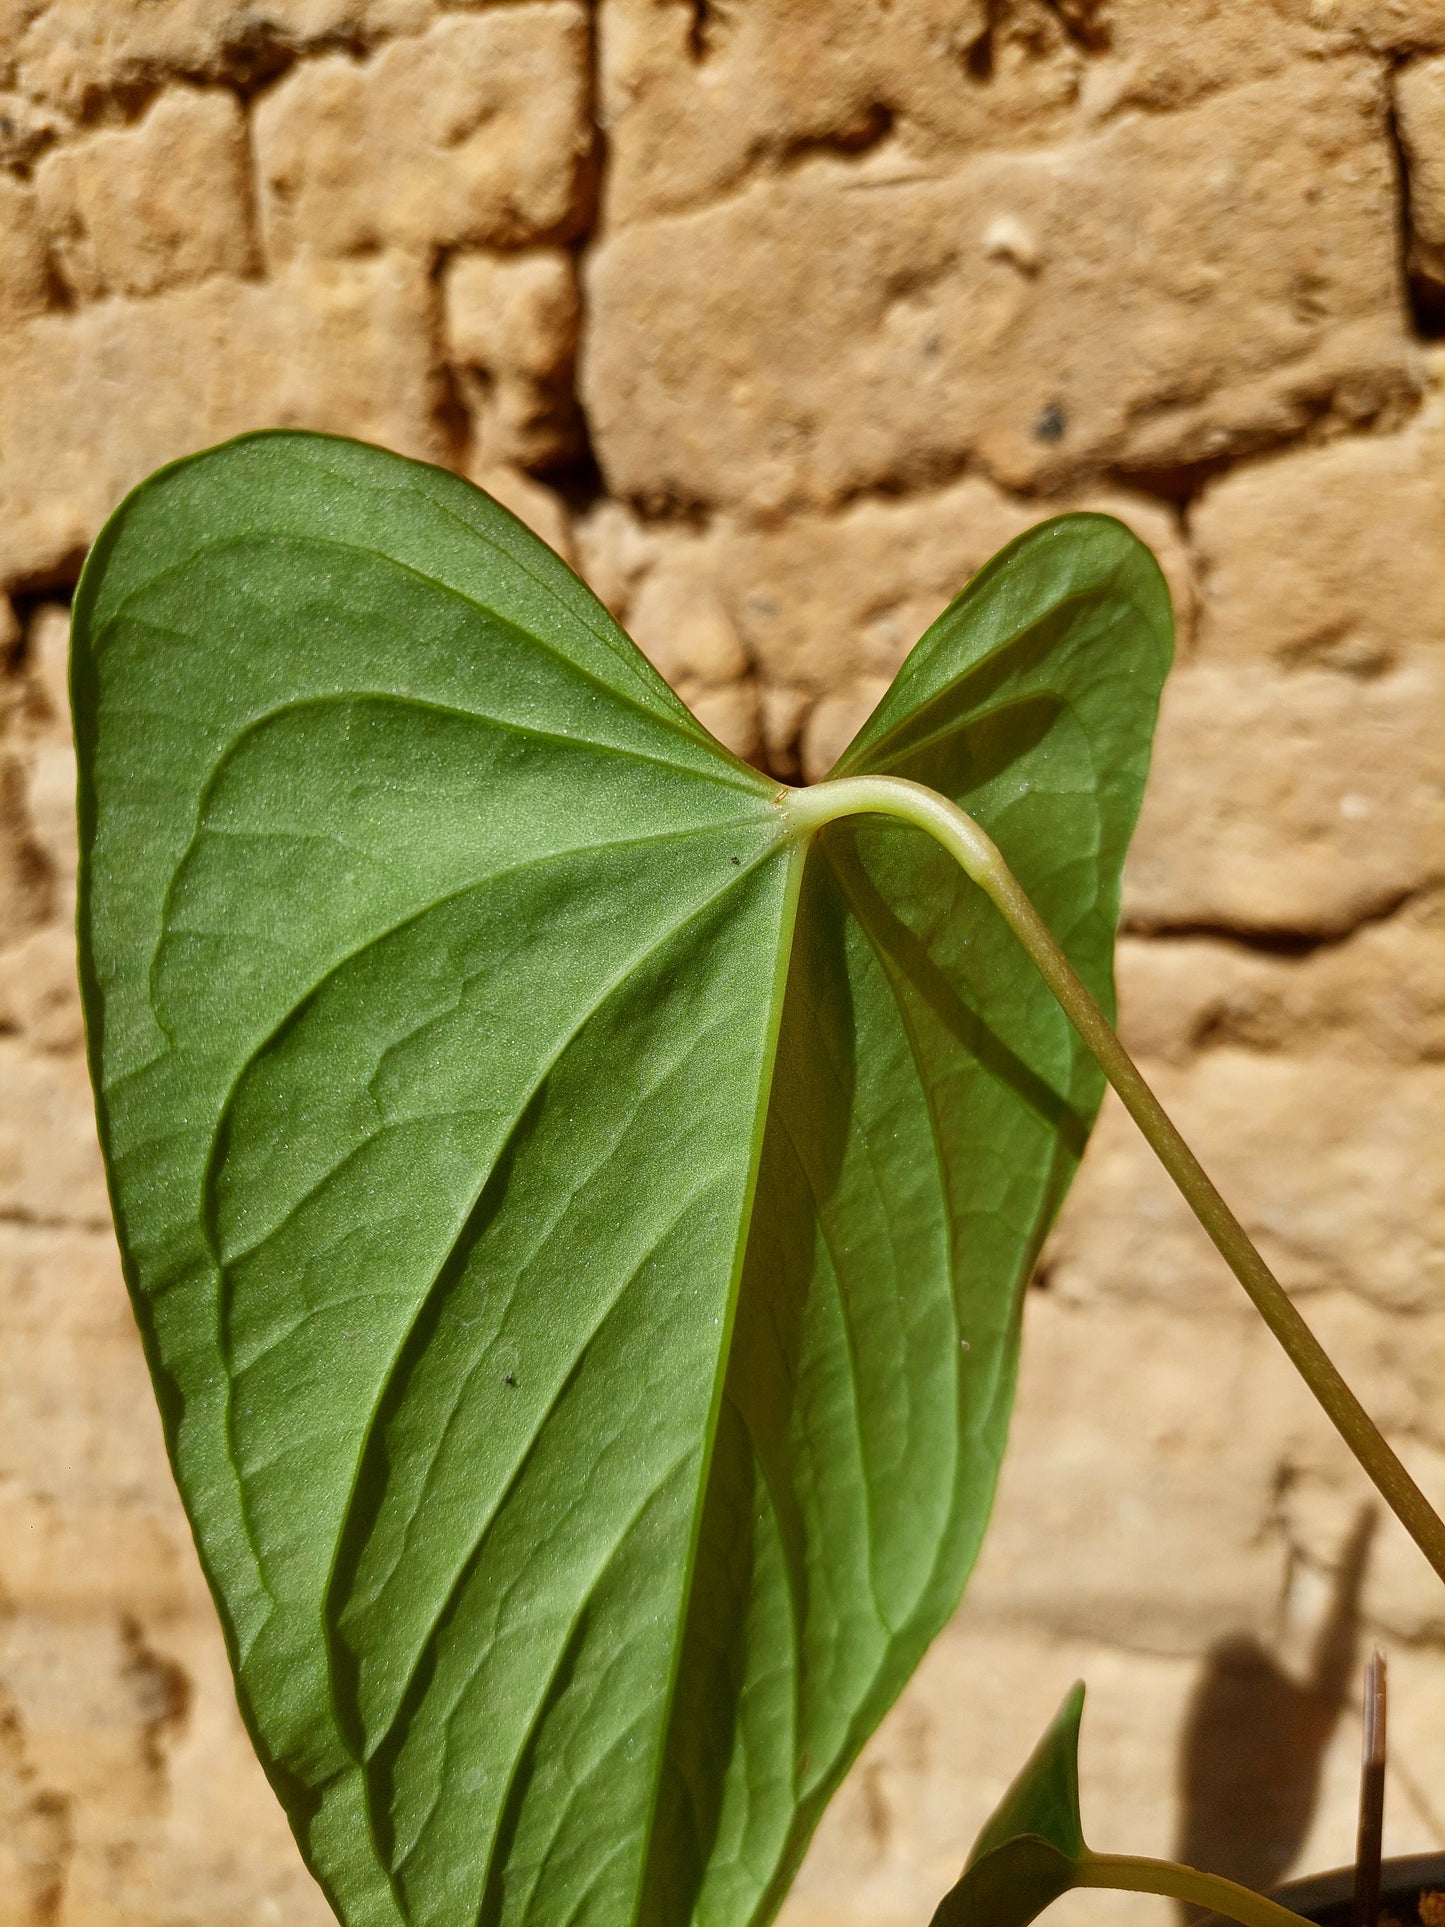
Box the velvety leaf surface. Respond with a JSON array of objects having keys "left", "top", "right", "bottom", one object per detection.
[{"left": 73, "top": 432, "right": 1172, "bottom": 1927}]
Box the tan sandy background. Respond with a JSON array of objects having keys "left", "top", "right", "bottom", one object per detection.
[{"left": 2, "top": 2, "right": 1445, "bottom": 1923}]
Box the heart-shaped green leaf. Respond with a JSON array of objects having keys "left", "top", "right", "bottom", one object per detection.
[{"left": 74, "top": 432, "right": 1171, "bottom": 1927}]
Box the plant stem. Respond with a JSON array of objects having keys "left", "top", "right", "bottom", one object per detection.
[
  {"left": 783, "top": 775, "right": 1445, "bottom": 1588},
  {"left": 1353, "top": 1651, "right": 1387, "bottom": 1927},
  {"left": 1077, "top": 1852, "right": 1312, "bottom": 1927}
]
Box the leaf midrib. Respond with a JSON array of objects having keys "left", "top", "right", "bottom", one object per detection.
[
  {"left": 213, "top": 833, "right": 785, "bottom": 1680},
  {"left": 623, "top": 828, "right": 811, "bottom": 1927},
  {"left": 260, "top": 839, "right": 798, "bottom": 1920}
]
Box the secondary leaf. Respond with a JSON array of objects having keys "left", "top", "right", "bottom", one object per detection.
[
  {"left": 73, "top": 431, "right": 1172, "bottom": 1927},
  {"left": 930, "top": 1685, "right": 1086, "bottom": 1927},
  {"left": 929, "top": 1685, "right": 1318, "bottom": 1927}
]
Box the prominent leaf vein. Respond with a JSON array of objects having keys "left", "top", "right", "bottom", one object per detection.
[{"left": 93, "top": 528, "right": 767, "bottom": 792}]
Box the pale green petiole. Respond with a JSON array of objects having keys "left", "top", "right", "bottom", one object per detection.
[
  {"left": 1077, "top": 1853, "right": 1313, "bottom": 1927},
  {"left": 782, "top": 774, "right": 1445, "bottom": 1589}
]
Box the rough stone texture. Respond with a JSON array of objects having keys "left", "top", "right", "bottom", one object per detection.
[
  {"left": 3, "top": 3, "right": 1445, "bottom": 1923},
  {"left": 253, "top": 8, "right": 593, "bottom": 262},
  {"left": 1325, "top": 0, "right": 1445, "bottom": 48},
  {"left": 1190, "top": 378, "right": 1445, "bottom": 670},
  {"left": 1397, "top": 53, "right": 1445, "bottom": 294},
  {"left": 445, "top": 246, "right": 583, "bottom": 472},
  {"left": 1128, "top": 655, "right": 1445, "bottom": 934},
  {"left": 34, "top": 86, "right": 257, "bottom": 301},
  {"left": 596, "top": 0, "right": 1368, "bottom": 225},
  {"left": 0, "top": 173, "right": 47, "bottom": 321},
  {"left": 1, "top": 258, "right": 441, "bottom": 586},
  {"left": 5, "top": 0, "right": 438, "bottom": 109},
  {"left": 585, "top": 60, "right": 1418, "bottom": 509}
]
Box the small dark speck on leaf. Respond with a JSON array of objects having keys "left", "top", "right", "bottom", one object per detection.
[
  {"left": 730, "top": 855, "right": 741, "bottom": 865},
  {"left": 504, "top": 1372, "right": 517, "bottom": 1387},
  {"left": 1034, "top": 401, "right": 1067, "bottom": 443}
]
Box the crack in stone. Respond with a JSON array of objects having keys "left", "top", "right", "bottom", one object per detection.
[
  {"left": 0, "top": 1207, "right": 113, "bottom": 1233},
  {"left": 1124, "top": 886, "right": 1428, "bottom": 958},
  {"left": 118, "top": 1615, "right": 193, "bottom": 1787},
  {"left": 962, "top": 0, "right": 1112, "bottom": 84},
  {"left": 1387, "top": 57, "right": 1445, "bottom": 341},
  {"left": 0, "top": 1682, "right": 75, "bottom": 1927}
]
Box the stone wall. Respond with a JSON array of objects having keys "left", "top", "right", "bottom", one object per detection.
[{"left": 2, "top": 3, "right": 1444, "bottom": 1923}]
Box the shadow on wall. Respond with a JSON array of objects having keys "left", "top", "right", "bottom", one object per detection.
[{"left": 1174, "top": 1506, "right": 1376, "bottom": 1916}]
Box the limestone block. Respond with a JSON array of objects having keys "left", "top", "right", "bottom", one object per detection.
[
  {"left": 576, "top": 474, "right": 1188, "bottom": 775},
  {"left": 0, "top": 926, "right": 84, "bottom": 1055},
  {"left": 704, "top": 476, "right": 1182, "bottom": 687},
  {"left": 600, "top": 0, "right": 1084, "bottom": 225},
  {"left": 0, "top": 255, "right": 439, "bottom": 590},
  {"left": 0, "top": 90, "right": 64, "bottom": 171},
  {"left": 965, "top": 1297, "right": 1307, "bottom": 1652},
  {"left": 4, "top": 3, "right": 1445, "bottom": 1914},
  {"left": 34, "top": 86, "right": 257, "bottom": 302},
  {"left": 573, "top": 505, "right": 763, "bottom": 755},
  {"left": 625, "top": 557, "right": 749, "bottom": 691},
  {"left": 15, "top": 609, "right": 80, "bottom": 910},
  {"left": 1276, "top": 1326, "right": 1445, "bottom": 1639},
  {"left": 625, "top": 564, "right": 761, "bottom": 760},
  {"left": 1042, "top": 1056, "right": 1445, "bottom": 1315},
  {"left": 951, "top": 1294, "right": 1445, "bottom": 1887},
  {"left": 147, "top": 1620, "right": 335, "bottom": 1923},
  {"left": 0, "top": 1041, "right": 109, "bottom": 1228},
  {"left": 1397, "top": 54, "right": 1445, "bottom": 292},
  {"left": 585, "top": 65, "right": 1414, "bottom": 509},
  {"left": 1126, "top": 659, "right": 1445, "bottom": 936},
  {"left": 683, "top": 683, "right": 763, "bottom": 764},
  {"left": 12, "top": 0, "right": 436, "bottom": 108},
  {"left": 0, "top": 1230, "right": 191, "bottom": 1614},
  {"left": 1322, "top": 1290, "right": 1445, "bottom": 1458},
  {"left": 0, "top": 174, "right": 50, "bottom": 325},
  {"left": 1306, "top": 0, "right": 1445, "bottom": 49},
  {"left": 1192, "top": 372, "right": 1445, "bottom": 670},
  {"left": 0, "top": 752, "right": 51, "bottom": 949},
  {"left": 0, "top": 1603, "right": 332, "bottom": 1923},
  {"left": 445, "top": 248, "right": 581, "bottom": 471},
  {"left": 20, "top": 730, "right": 75, "bottom": 922},
  {"left": 0, "top": 606, "right": 80, "bottom": 960},
  {"left": 800, "top": 677, "right": 894, "bottom": 782},
  {"left": 1220, "top": 1614, "right": 1445, "bottom": 1885},
  {"left": 758, "top": 682, "right": 812, "bottom": 782},
  {"left": 1115, "top": 896, "right": 1445, "bottom": 1066},
  {"left": 0, "top": 1757, "right": 71, "bottom": 1927},
  {"left": 600, "top": 0, "right": 1333, "bottom": 225},
  {"left": 9, "top": 1610, "right": 192, "bottom": 1832},
  {"left": 24, "top": 601, "right": 70, "bottom": 729},
  {"left": 0, "top": 0, "right": 48, "bottom": 65},
  {"left": 254, "top": 7, "right": 592, "bottom": 262},
  {"left": 0, "top": 1217, "right": 334, "bottom": 1917}
]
